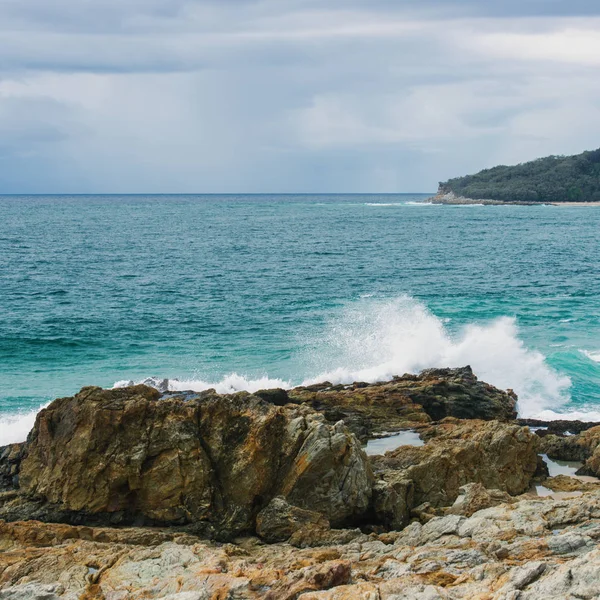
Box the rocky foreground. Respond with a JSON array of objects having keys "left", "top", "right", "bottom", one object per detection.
[{"left": 1, "top": 367, "right": 600, "bottom": 599}]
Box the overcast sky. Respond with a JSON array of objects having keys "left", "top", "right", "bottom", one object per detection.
[{"left": 1, "top": 0, "right": 600, "bottom": 193}]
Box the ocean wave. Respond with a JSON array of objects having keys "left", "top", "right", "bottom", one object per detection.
[
  {"left": 0, "top": 404, "right": 48, "bottom": 446},
  {"left": 298, "top": 296, "right": 571, "bottom": 418},
  {"left": 113, "top": 374, "right": 291, "bottom": 395},
  {"left": 582, "top": 350, "right": 600, "bottom": 363},
  {"left": 117, "top": 297, "right": 576, "bottom": 420},
  {"left": 0, "top": 296, "right": 585, "bottom": 447},
  {"left": 530, "top": 408, "right": 600, "bottom": 422}
]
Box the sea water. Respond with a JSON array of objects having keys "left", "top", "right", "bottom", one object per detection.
[{"left": 1, "top": 194, "right": 600, "bottom": 444}]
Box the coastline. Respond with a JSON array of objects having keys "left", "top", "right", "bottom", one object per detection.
[
  {"left": 430, "top": 191, "right": 600, "bottom": 206},
  {"left": 2, "top": 368, "right": 600, "bottom": 598}
]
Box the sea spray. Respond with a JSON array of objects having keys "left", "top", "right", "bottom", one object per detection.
[
  {"left": 0, "top": 405, "right": 48, "bottom": 446},
  {"left": 299, "top": 296, "right": 572, "bottom": 417}
]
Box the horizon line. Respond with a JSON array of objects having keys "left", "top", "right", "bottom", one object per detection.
[{"left": 0, "top": 192, "right": 435, "bottom": 197}]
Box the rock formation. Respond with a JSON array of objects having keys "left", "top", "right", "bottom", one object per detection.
[
  {"left": 535, "top": 425, "right": 600, "bottom": 477},
  {"left": 4, "top": 385, "right": 373, "bottom": 536},
  {"left": 370, "top": 418, "right": 539, "bottom": 524},
  {"left": 2, "top": 490, "right": 600, "bottom": 599},
  {"left": 0, "top": 368, "right": 595, "bottom": 599},
  {"left": 288, "top": 366, "right": 517, "bottom": 441}
]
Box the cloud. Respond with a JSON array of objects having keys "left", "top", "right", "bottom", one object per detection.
[{"left": 1, "top": 1, "right": 600, "bottom": 192}]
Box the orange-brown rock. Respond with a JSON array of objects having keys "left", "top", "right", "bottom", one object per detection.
[
  {"left": 371, "top": 418, "right": 539, "bottom": 510},
  {"left": 9, "top": 385, "right": 373, "bottom": 537},
  {"left": 578, "top": 425, "right": 600, "bottom": 476},
  {"left": 2, "top": 489, "right": 600, "bottom": 599},
  {"left": 288, "top": 366, "right": 518, "bottom": 440}
]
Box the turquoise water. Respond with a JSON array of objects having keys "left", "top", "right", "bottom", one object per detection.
[{"left": 1, "top": 194, "right": 600, "bottom": 443}]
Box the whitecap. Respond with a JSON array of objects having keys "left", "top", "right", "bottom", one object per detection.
[
  {"left": 2, "top": 296, "right": 586, "bottom": 446},
  {"left": 114, "top": 373, "right": 291, "bottom": 396},
  {"left": 582, "top": 350, "right": 600, "bottom": 363}
]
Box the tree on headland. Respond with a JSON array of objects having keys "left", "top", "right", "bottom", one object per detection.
[{"left": 438, "top": 148, "right": 600, "bottom": 203}]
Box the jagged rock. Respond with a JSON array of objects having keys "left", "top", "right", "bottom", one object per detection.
[
  {"left": 538, "top": 433, "right": 592, "bottom": 462},
  {"left": 576, "top": 426, "right": 600, "bottom": 476},
  {"left": 0, "top": 445, "right": 24, "bottom": 493},
  {"left": 518, "top": 418, "right": 599, "bottom": 435},
  {"left": 372, "top": 475, "right": 414, "bottom": 530},
  {"left": 7, "top": 385, "right": 373, "bottom": 536},
  {"left": 255, "top": 497, "right": 330, "bottom": 543},
  {"left": 446, "top": 483, "right": 513, "bottom": 517},
  {"left": 0, "top": 583, "right": 63, "bottom": 600},
  {"left": 519, "top": 548, "right": 600, "bottom": 599},
  {"left": 543, "top": 475, "right": 600, "bottom": 493},
  {"left": 288, "top": 367, "right": 517, "bottom": 441},
  {"left": 371, "top": 418, "right": 539, "bottom": 508},
  {"left": 253, "top": 388, "right": 293, "bottom": 406}
]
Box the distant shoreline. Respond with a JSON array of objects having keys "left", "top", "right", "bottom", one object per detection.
[{"left": 429, "top": 192, "right": 600, "bottom": 206}]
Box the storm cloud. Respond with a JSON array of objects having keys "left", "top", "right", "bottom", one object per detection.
[{"left": 1, "top": 0, "right": 599, "bottom": 192}]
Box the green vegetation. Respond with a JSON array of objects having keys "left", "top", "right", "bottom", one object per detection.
[{"left": 439, "top": 148, "right": 600, "bottom": 203}]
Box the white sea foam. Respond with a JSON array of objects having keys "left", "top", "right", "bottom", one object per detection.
[
  {"left": 532, "top": 408, "right": 600, "bottom": 422},
  {"left": 582, "top": 350, "right": 600, "bottom": 363},
  {"left": 298, "top": 296, "right": 572, "bottom": 418},
  {"left": 113, "top": 374, "right": 291, "bottom": 396},
  {"left": 0, "top": 404, "right": 49, "bottom": 446}
]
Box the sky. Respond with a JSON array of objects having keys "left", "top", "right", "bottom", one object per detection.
[{"left": 1, "top": 0, "right": 600, "bottom": 193}]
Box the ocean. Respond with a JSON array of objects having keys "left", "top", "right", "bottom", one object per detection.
[{"left": 1, "top": 194, "right": 599, "bottom": 445}]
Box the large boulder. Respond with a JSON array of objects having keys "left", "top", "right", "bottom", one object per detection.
[
  {"left": 10, "top": 385, "right": 373, "bottom": 536},
  {"left": 371, "top": 418, "right": 539, "bottom": 510},
  {"left": 288, "top": 367, "right": 517, "bottom": 441},
  {"left": 255, "top": 497, "right": 330, "bottom": 543},
  {"left": 577, "top": 426, "right": 600, "bottom": 476}
]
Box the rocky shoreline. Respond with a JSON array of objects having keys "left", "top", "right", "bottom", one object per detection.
[
  {"left": 429, "top": 191, "right": 542, "bottom": 206},
  {"left": 429, "top": 191, "right": 600, "bottom": 207},
  {"left": 1, "top": 367, "right": 600, "bottom": 599}
]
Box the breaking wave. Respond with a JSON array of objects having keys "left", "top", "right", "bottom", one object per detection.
[
  {"left": 0, "top": 404, "right": 49, "bottom": 446},
  {"left": 117, "top": 296, "right": 573, "bottom": 419},
  {"left": 0, "top": 295, "right": 590, "bottom": 446},
  {"left": 113, "top": 374, "right": 291, "bottom": 395},
  {"left": 583, "top": 350, "right": 600, "bottom": 363},
  {"left": 298, "top": 296, "right": 571, "bottom": 418}
]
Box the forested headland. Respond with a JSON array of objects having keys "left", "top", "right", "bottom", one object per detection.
[{"left": 436, "top": 148, "right": 600, "bottom": 203}]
